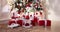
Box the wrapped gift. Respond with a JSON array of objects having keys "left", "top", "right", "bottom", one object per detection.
[
  {"left": 33, "top": 16, "right": 38, "bottom": 23},
  {"left": 8, "top": 19, "right": 16, "bottom": 25},
  {"left": 46, "top": 20, "right": 51, "bottom": 26},
  {"left": 17, "top": 20, "right": 23, "bottom": 26},
  {"left": 31, "top": 20, "right": 36, "bottom": 26},
  {"left": 38, "top": 20, "right": 45, "bottom": 26},
  {"left": 31, "top": 16, "right": 38, "bottom": 26}
]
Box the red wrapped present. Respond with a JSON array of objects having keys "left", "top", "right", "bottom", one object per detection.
[
  {"left": 8, "top": 19, "right": 16, "bottom": 25},
  {"left": 38, "top": 20, "right": 45, "bottom": 26},
  {"left": 11, "top": 16, "right": 16, "bottom": 19},
  {"left": 46, "top": 20, "right": 51, "bottom": 26},
  {"left": 31, "top": 20, "right": 36, "bottom": 26},
  {"left": 25, "top": 23, "right": 29, "bottom": 26},
  {"left": 18, "top": 10, "right": 21, "bottom": 14},
  {"left": 31, "top": 16, "right": 38, "bottom": 26},
  {"left": 34, "top": 16, "right": 38, "bottom": 23},
  {"left": 17, "top": 20, "right": 23, "bottom": 26}
]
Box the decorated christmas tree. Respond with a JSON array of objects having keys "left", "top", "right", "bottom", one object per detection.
[{"left": 8, "top": 0, "right": 48, "bottom": 28}]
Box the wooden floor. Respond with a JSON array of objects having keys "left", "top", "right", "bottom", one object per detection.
[{"left": 0, "top": 21, "right": 60, "bottom": 32}]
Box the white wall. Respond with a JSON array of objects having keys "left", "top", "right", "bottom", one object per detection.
[
  {"left": 0, "top": 0, "right": 10, "bottom": 20},
  {"left": 47, "top": 0, "right": 60, "bottom": 21}
]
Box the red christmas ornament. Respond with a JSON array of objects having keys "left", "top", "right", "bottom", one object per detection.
[
  {"left": 29, "top": 2, "right": 32, "bottom": 6},
  {"left": 40, "top": 5, "right": 43, "bottom": 7},
  {"left": 25, "top": 15, "right": 29, "bottom": 19},
  {"left": 26, "top": 3, "right": 30, "bottom": 7},
  {"left": 23, "top": 15, "right": 25, "bottom": 18},
  {"left": 34, "top": 3, "right": 38, "bottom": 8},
  {"left": 30, "top": 15, "right": 32, "bottom": 17},
  {"left": 29, "top": 2, "right": 32, "bottom": 4},
  {"left": 22, "top": 9, "right": 24, "bottom": 12},
  {"left": 40, "top": 12, "right": 42, "bottom": 15},
  {"left": 18, "top": 10, "right": 21, "bottom": 14},
  {"left": 17, "top": 5, "right": 20, "bottom": 9},
  {"left": 36, "top": 12, "right": 38, "bottom": 15}
]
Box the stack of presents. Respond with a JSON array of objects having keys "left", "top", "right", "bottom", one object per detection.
[{"left": 8, "top": 0, "right": 51, "bottom": 28}]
